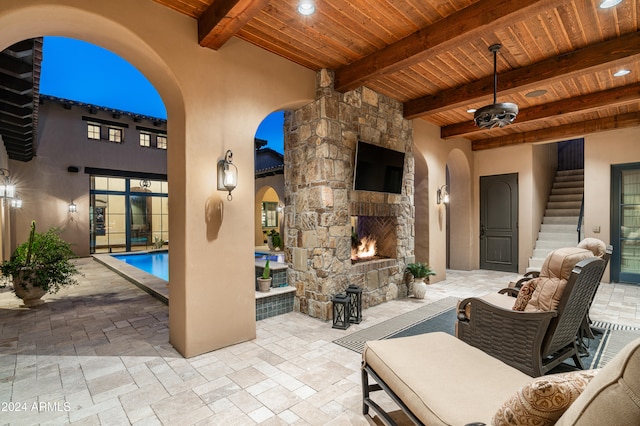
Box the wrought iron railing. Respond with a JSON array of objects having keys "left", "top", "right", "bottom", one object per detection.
[{"left": 577, "top": 195, "right": 584, "bottom": 244}]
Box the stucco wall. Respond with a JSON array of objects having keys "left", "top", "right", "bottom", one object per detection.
[{"left": 0, "top": 0, "right": 315, "bottom": 357}]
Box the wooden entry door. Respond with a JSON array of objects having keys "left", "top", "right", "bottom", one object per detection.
[{"left": 480, "top": 173, "right": 519, "bottom": 272}]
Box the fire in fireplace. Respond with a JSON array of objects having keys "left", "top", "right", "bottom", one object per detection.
[{"left": 351, "top": 235, "right": 378, "bottom": 262}]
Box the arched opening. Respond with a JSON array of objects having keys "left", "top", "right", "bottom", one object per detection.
[
  {"left": 446, "top": 148, "right": 473, "bottom": 270},
  {"left": 414, "top": 146, "right": 430, "bottom": 264}
]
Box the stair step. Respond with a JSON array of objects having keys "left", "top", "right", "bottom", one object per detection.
[
  {"left": 534, "top": 240, "right": 579, "bottom": 251},
  {"left": 540, "top": 224, "right": 576, "bottom": 232},
  {"left": 554, "top": 175, "right": 584, "bottom": 183},
  {"left": 553, "top": 181, "right": 584, "bottom": 189},
  {"left": 556, "top": 169, "right": 584, "bottom": 177},
  {"left": 547, "top": 201, "right": 583, "bottom": 209},
  {"left": 543, "top": 216, "right": 579, "bottom": 225},
  {"left": 537, "top": 233, "right": 577, "bottom": 242},
  {"left": 549, "top": 194, "right": 583, "bottom": 202},
  {"left": 545, "top": 208, "right": 581, "bottom": 216},
  {"left": 551, "top": 187, "right": 584, "bottom": 195}
]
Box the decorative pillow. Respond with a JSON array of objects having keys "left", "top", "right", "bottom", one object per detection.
[
  {"left": 524, "top": 277, "right": 566, "bottom": 312},
  {"left": 492, "top": 370, "right": 599, "bottom": 426},
  {"left": 512, "top": 279, "right": 538, "bottom": 311}
]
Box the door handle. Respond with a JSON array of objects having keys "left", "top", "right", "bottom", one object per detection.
[{"left": 480, "top": 224, "right": 485, "bottom": 238}]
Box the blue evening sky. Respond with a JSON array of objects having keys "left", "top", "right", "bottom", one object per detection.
[{"left": 40, "top": 37, "right": 284, "bottom": 153}]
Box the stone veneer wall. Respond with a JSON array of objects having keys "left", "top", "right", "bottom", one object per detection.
[{"left": 284, "top": 69, "right": 415, "bottom": 321}]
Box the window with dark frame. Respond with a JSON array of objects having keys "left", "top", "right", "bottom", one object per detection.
[
  {"left": 140, "top": 133, "right": 151, "bottom": 147},
  {"left": 261, "top": 202, "right": 278, "bottom": 227},
  {"left": 108, "top": 127, "right": 124, "bottom": 143},
  {"left": 87, "top": 123, "right": 101, "bottom": 140},
  {"left": 156, "top": 135, "right": 167, "bottom": 150}
]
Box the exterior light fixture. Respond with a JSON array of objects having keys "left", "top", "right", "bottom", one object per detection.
[
  {"left": 11, "top": 196, "right": 22, "bottom": 209},
  {"left": 437, "top": 185, "right": 449, "bottom": 205},
  {"left": 298, "top": 0, "right": 315, "bottom": 15},
  {"left": 68, "top": 201, "right": 77, "bottom": 213},
  {"left": 217, "top": 150, "right": 238, "bottom": 201},
  {"left": 614, "top": 69, "right": 630, "bottom": 77},
  {"left": 600, "top": 0, "right": 622, "bottom": 8},
  {"left": 474, "top": 44, "right": 519, "bottom": 129},
  {"left": 346, "top": 285, "right": 363, "bottom": 324},
  {"left": 0, "top": 168, "right": 15, "bottom": 199}
]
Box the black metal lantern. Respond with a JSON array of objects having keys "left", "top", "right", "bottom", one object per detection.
[
  {"left": 331, "top": 293, "right": 351, "bottom": 330},
  {"left": 346, "top": 284, "right": 363, "bottom": 324}
]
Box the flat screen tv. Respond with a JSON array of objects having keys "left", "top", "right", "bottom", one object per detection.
[{"left": 353, "top": 141, "right": 405, "bottom": 194}]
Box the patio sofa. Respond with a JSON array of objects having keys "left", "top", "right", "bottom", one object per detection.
[{"left": 362, "top": 331, "right": 640, "bottom": 425}]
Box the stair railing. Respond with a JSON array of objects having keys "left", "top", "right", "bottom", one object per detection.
[{"left": 577, "top": 195, "right": 584, "bottom": 244}]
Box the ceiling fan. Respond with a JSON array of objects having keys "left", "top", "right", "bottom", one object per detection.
[{"left": 473, "top": 44, "right": 519, "bottom": 129}]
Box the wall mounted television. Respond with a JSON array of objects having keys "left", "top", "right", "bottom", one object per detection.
[{"left": 353, "top": 141, "right": 405, "bottom": 194}]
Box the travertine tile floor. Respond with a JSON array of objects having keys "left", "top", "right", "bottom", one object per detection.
[{"left": 0, "top": 258, "right": 638, "bottom": 425}]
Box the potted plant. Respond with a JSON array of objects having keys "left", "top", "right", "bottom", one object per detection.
[
  {"left": 405, "top": 262, "right": 436, "bottom": 299},
  {"left": 257, "top": 259, "right": 272, "bottom": 292},
  {"left": 0, "top": 221, "right": 80, "bottom": 307},
  {"left": 267, "top": 229, "right": 282, "bottom": 251}
]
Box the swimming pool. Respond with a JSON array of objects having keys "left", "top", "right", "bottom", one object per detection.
[
  {"left": 112, "top": 251, "right": 169, "bottom": 281},
  {"left": 112, "top": 251, "right": 283, "bottom": 281}
]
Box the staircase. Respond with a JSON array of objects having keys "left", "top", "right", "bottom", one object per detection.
[{"left": 527, "top": 169, "right": 584, "bottom": 272}]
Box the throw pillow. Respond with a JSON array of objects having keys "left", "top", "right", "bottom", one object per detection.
[
  {"left": 512, "top": 279, "right": 538, "bottom": 311},
  {"left": 492, "top": 370, "right": 599, "bottom": 426},
  {"left": 524, "top": 277, "right": 566, "bottom": 312}
]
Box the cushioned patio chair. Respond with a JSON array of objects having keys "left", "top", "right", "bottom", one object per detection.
[
  {"left": 457, "top": 248, "right": 606, "bottom": 377},
  {"left": 509, "top": 240, "right": 612, "bottom": 343}
]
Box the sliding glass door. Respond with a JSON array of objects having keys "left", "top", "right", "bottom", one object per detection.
[{"left": 612, "top": 163, "right": 640, "bottom": 284}]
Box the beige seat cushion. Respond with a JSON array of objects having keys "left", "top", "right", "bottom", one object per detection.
[
  {"left": 525, "top": 247, "right": 594, "bottom": 312},
  {"left": 556, "top": 336, "right": 640, "bottom": 425},
  {"left": 363, "top": 332, "right": 532, "bottom": 425}
]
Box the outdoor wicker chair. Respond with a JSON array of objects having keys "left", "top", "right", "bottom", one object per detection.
[
  {"left": 457, "top": 252, "right": 606, "bottom": 377},
  {"left": 508, "top": 241, "right": 612, "bottom": 342}
]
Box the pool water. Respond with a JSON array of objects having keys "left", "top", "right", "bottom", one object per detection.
[
  {"left": 112, "top": 251, "right": 169, "bottom": 281},
  {"left": 255, "top": 252, "right": 284, "bottom": 262},
  {"left": 113, "top": 251, "right": 284, "bottom": 281}
]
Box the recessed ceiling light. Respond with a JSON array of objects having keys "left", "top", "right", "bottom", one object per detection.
[
  {"left": 298, "top": 0, "right": 315, "bottom": 15},
  {"left": 526, "top": 89, "right": 548, "bottom": 98},
  {"left": 599, "top": 0, "right": 623, "bottom": 8},
  {"left": 614, "top": 69, "right": 631, "bottom": 77},
  {"left": 467, "top": 108, "right": 477, "bottom": 114}
]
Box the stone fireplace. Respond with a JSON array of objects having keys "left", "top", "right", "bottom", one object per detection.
[{"left": 284, "top": 69, "right": 414, "bottom": 321}]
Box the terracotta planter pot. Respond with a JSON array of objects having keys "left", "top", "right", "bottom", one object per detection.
[
  {"left": 12, "top": 268, "right": 47, "bottom": 307},
  {"left": 412, "top": 278, "right": 428, "bottom": 299},
  {"left": 257, "top": 277, "right": 272, "bottom": 293}
]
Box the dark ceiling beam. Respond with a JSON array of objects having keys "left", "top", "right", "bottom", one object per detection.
[
  {"left": 0, "top": 124, "right": 32, "bottom": 139},
  {"left": 0, "top": 88, "right": 32, "bottom": 107},
  {"left": 4, "top": 40, "right": 34, "bottom": 58},
  {"left": 471, "top": 111, "right": 640, "bottom": 151},
  {"left": 0, "top": 113, "right": 31, "bottom": 127},
  {"left": 198, "top": 0, "right": 270, "bottom": 49},
  {"left": 441, "top": 82, "right": 640, "bottom": 139},
  {"left": 0, "top": 73, "right": 32, "bottom": 94},
  {"left": 334, "top": 0, "right": 557, "bottom": 92},
  {"left": 405, "top": 32, "right": 640, "bottom": 119},
  {"left": 0, "top": 102, "right": 32, "bottom": 118},
  {"left": 0, "top": 53, "right": 32, "bottom": 79}
]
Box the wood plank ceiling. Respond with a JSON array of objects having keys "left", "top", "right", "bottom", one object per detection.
[{"left": 153, "top": 0, "right": 640, "bottom": 150}]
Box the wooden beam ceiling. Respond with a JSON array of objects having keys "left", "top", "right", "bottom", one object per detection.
[
  {"left": 334, "top": 0, "right": 557, "bottom": 93},
  {"left": 152, "top": 0, "right": 640, "bottom": 151},
  {"left": 405, "top": 32, "right": 640, "bottom": 119},
  {"left": 198, "top": 0, "right": 270, "bottom": 49}
]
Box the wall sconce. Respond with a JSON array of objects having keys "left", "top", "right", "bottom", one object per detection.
[
  {"left": 10, "top": 197, "right": 22, "bottom": 209},
  {"left": 0, "top": 168, "right": 15, "bottom": 199},
  {"left": 437, "top": 185, "right": 449, "bottom": 205},
  {"left": 68, "top": 201, "right": 78, "bottom": 213},
  {"left": 217, "top": 150, "right": 238, "bottom": 201}
]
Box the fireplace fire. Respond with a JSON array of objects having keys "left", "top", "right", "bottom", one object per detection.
[{"left": 351, "top": 235, "right": 379, "bottom": 262}]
